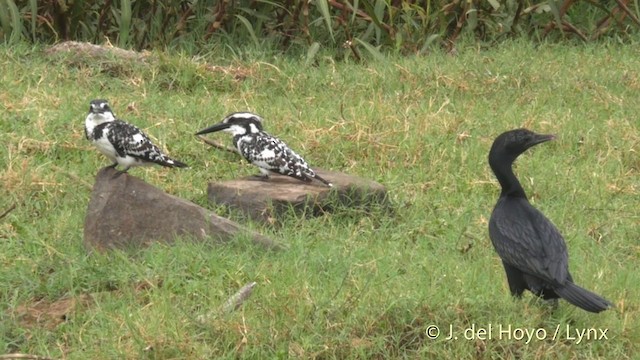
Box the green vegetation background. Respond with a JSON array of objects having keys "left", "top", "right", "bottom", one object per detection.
[{"left": 0, "top": 2, "right": 639, "bottom": 356}]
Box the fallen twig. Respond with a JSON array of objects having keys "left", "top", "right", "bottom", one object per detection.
[
  {"left": 0, "top": 204, "right": 16, "bottom": 221},
  {"left": 197, "top": 135, "right": 239, "bottom": 154},
  {"left": 614, "top": 0, "right": 640, "bottom": 26},
  {"left": 562, "top": 21, "right": 588, "bottom": 41},
  {"left": 196, "top": 282, "right": 257, "bottom": 323},
  {"left": 542, "top": 0, "right": 576, "bottom": 37},
  {"left": 222, "top": 282, "right": 257, "bottom": 313}
]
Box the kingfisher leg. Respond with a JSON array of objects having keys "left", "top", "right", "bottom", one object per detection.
[
  {"left": 250, "top": 168, "right": 270, "bottom": 181},
  {"left": 111, "top": 166, "right": 130, "bottom": 179}
]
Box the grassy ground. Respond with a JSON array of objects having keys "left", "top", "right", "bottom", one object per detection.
[{"left": 0, "top": 41, "right": 638, "bottom": 359}]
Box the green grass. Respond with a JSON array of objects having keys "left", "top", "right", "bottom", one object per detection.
[{"left": 0, "top": 41, "right": 638, "bottom": 359}]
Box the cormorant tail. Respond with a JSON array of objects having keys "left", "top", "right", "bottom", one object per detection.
[{"left": 555, "top": 282, "right": 613, "bottom": 313}]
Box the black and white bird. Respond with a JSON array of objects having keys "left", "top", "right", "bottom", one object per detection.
[
  {"left": 488, "top": 129, "right": 612, "bottom": 313},
  {"left": 195, "top": 112, "right": 332, "bottom": 187},
  {"left": 85, "top": 99, "right": 188, "bottom": 173}
]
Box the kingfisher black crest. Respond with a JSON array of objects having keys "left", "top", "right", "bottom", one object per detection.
[
  {"left": 85, "top": 99, "right": 188, "bottom": 173},
  {"left": 196, "top": 112, "right": 332, "bottom": 187}
]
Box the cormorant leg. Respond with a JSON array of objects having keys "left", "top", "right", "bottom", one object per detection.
[
  {"left": 502, "top": 261, "right": 527, "bottom": 297},
  {"left": 545, "top": 298, "right": 559, "bottom": 311},
  {"left": 522, "top": 274, "right": 560, "bottom": 300}
]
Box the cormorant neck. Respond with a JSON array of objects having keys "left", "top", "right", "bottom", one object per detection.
[{"left": 490, "top": 153, "right": 528, "bottom": 199}]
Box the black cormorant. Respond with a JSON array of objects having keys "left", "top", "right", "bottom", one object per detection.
[{"left": 488, "top": 129, "right": 612, "bottom": 313}]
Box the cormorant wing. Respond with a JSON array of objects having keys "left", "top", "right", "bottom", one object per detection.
[{"left": 489, "top": 196, "right": 570, "bottom": 285}]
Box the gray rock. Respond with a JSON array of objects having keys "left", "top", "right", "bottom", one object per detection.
[
  {"left": 207, "top": 169, "right": 389, "bottom": 224},
  {"left": 84, "top": 167, "right": 281, "bottom": 251}
]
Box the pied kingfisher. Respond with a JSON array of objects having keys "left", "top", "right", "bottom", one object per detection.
[
  {"left": 85, "top": 99, "right": 188, "bottom": 173},
  {"left": 196, "top": 112, "right": 333, "bottom": 187}
]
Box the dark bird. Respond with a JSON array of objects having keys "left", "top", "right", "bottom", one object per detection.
[
  {"left": 488, "top": 129, "right": 612, "bottom": 313},
  {"left": 85, "top": 99, "right": 188, "bottom": 173},
  {"left": 196, "top": 112, "right": 333, "bottom": 187}
]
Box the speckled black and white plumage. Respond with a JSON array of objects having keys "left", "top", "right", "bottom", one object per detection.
[
  {"left": 196, "top": 112, "right": 332, "bottom": 187},
  {"left": 85, "top": 99, "right": 187, "bottom": 172}
]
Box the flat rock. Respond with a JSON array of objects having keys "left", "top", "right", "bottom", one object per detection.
[
  {"left": 207, "top": 169, "right": 389, "bottom": 223},
  {"left": 84, "top": 167, "right": 281, "bottom": 251}
]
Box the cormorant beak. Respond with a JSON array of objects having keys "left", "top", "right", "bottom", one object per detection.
[
  {"left": 529, "top": 133, "right": 555, "bottom": 147},
  {"left": 195, "top": 122, "right": 230, "bottom": 136}
]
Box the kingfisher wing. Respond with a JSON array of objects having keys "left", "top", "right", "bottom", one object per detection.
[
  {"left": 242, "top": 133, "right": 315, "bottom": 181},
  {"left": 489, "top": 196, "right": 570, "bottom": 285},
  {"left": 107, "top": 120, "right": 170, "bottom": 164}
]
